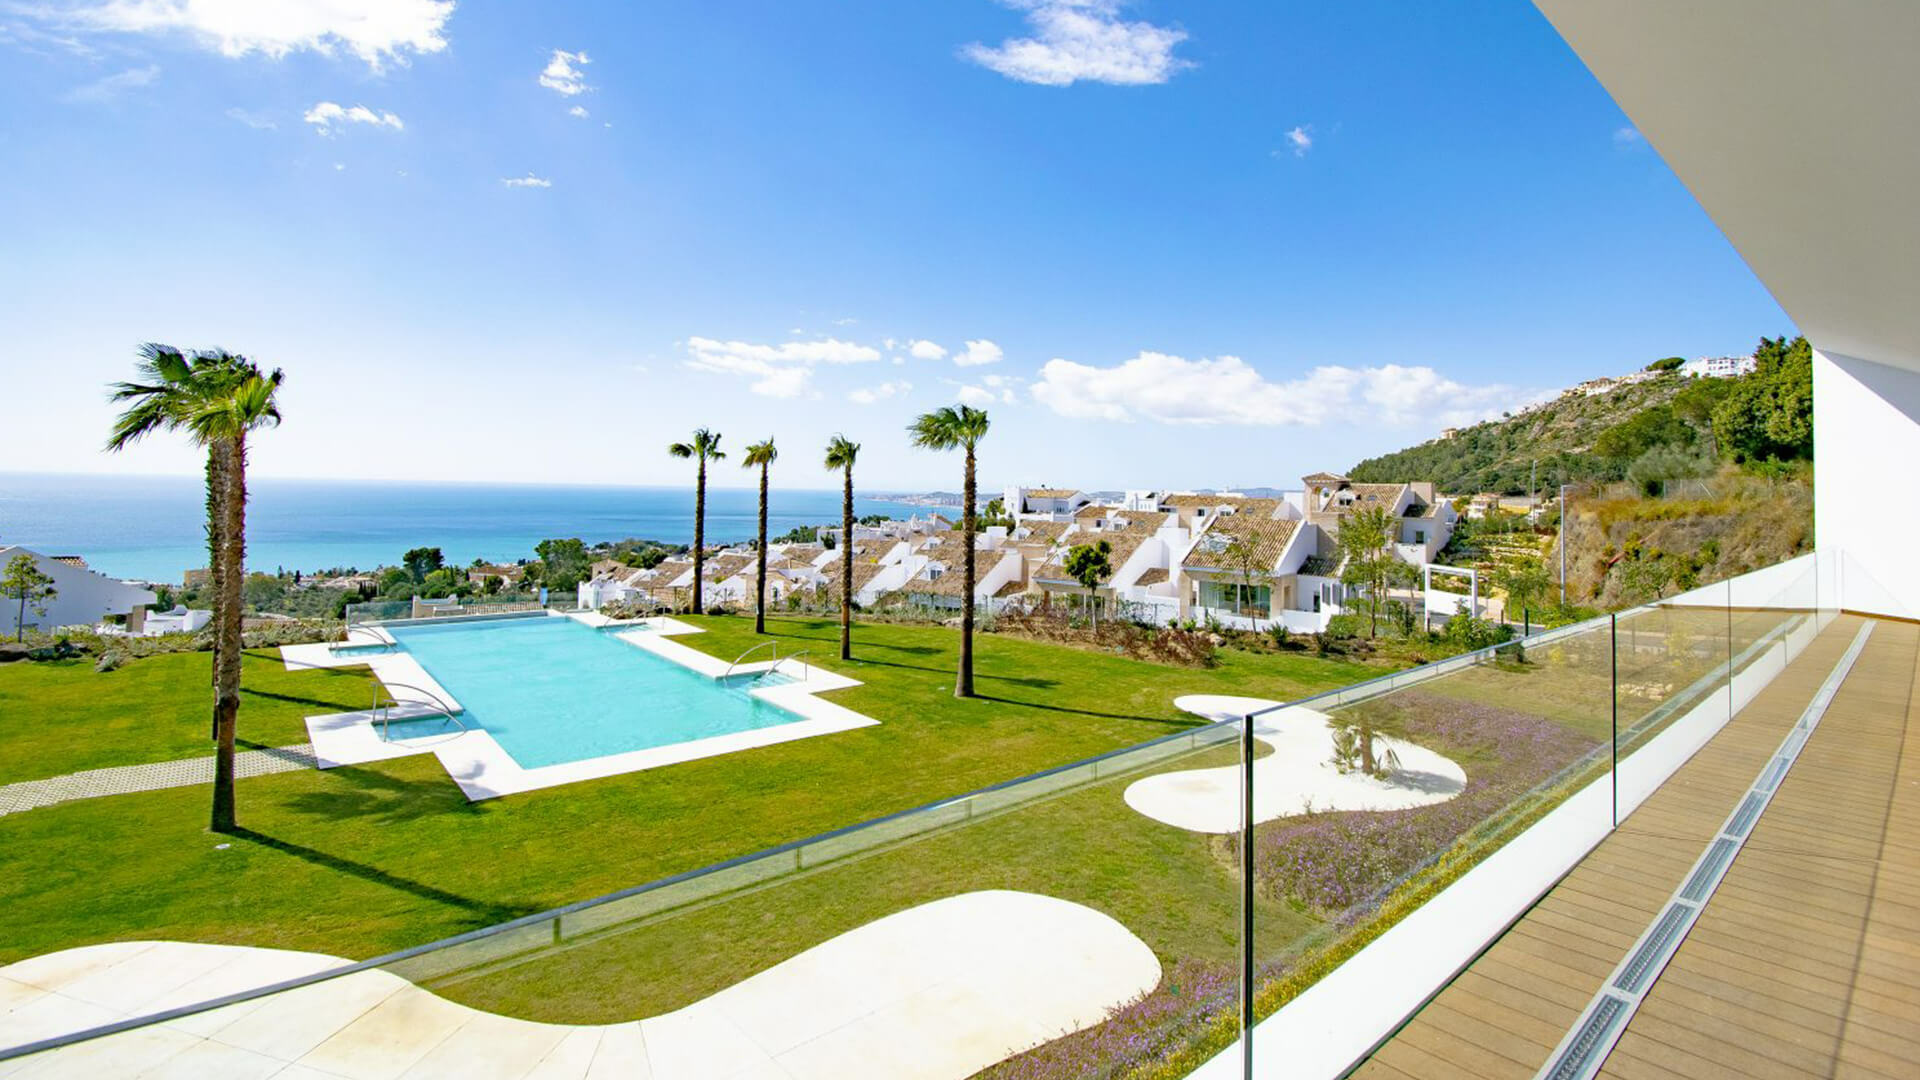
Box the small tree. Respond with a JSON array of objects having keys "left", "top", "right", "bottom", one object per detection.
[
  {"left": 1063, "top": 539, "right": 1113, "bottom": 629},
  {"left": 3, "top": 553, "right": 57, "bottom": 641},
  {"left": 403, "top": 546, "right": 445, "bottom": 582},
  {"left": 1337, "top": 505, "right": 1401, "bottom": 638},
  {"left": 1492, "top": 556, "right": 1553, "bottom": 625},
  {"left": 1221, "top": 535, "right": 1267, "bottom": 622}
]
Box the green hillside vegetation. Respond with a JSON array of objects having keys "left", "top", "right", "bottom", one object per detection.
[
  {"left": 1369, "top": 335, "right": 1816, "bottom": 611},
  {"left": 1349, "top": 335, "right": 1813, "bottom": 496}
]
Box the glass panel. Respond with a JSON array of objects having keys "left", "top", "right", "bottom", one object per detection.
[{"left": 1247, "top": 615, "right": 1618, "bottom": 1066}]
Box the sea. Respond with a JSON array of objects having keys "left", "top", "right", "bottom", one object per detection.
[{"left": 0, "top": 472, "right": 943, "bottom": 584}]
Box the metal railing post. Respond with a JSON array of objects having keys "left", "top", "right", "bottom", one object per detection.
[
  {"left": 1610, "top": 612, "right": 1619, "bottom": 829},
  {"left": 1241, "top": 710, "right": 1255, "bottom": 1078}
]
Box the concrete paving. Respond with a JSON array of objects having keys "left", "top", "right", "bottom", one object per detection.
[
  {"left": 0, "top": 745, "right": 317, "bottom": 818},
  {"left": 1123, "top": 694, "right": 1467, "bottom": 833},
  {"left": 0, "top": 890, "right": 1161, "bottom": 1080}
]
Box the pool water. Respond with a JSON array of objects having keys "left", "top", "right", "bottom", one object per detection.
[{"left": 382, "top": 617, "right": 802, "bottom": 768}]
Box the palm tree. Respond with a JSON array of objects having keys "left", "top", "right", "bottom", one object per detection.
[
  {"left": 107, "top": 346, "right": 282, "bottom": 833},
  {"left": 908, "top": 405, "right": 990, "bottom": 697},
  {"left": 823, "top": 435, "right": 860, "bottom": 660},
  {"left": 667, "top": 429, "right": 725, "bottom": 614},
  {"left": 741, "top": 438, "right": 778, "bottom": 635}
]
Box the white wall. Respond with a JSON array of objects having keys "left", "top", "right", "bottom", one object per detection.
[
  {"left": 1815, "top": 350, "right": 1920, "bottom": 619},
  {"left": 0, "top": 547, "right": 156, "bottom": 637}
]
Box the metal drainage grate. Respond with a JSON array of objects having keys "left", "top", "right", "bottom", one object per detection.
[
  {"left": 1544, "top": 994, "right": 1629, "bottom": 1080},
  {"left": 1680, "top": 838, "right": 1738, "bottom": 902},
  {"left": 1724, "top": 793, "right": 1765, "bottom": 838},
  {"left": 1614, "top": 902, "right": 1693, "bottom": 993}
]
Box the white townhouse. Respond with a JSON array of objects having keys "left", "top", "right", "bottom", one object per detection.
[
  {"left": 1001, "top": 485, "right": 1092, "bottom": 524},
  {"left": 0, "top": 546, "right": 157, "bottom": 638},
  {"left": 1169, "top": 474, "right": 1461, "bottom": 633}
]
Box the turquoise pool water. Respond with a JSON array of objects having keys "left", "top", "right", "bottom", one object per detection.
[{"left": 383, "top": 616, "right": 802, "bottom": 768}]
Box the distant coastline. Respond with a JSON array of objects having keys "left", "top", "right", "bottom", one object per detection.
[{"left": 0, "top": 473, "right": 938, "bottom": 584}]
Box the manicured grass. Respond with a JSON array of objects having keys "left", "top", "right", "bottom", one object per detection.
[
  {"left": 0, "top": 614, "right": 1382, "bottom": 1020},
  {"left": 0, "top": 649, "right": 381, "bottom": 784}
]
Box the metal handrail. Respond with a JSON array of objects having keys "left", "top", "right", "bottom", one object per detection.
[
  {"left": 722, "top": 640, "right": 778, "bottom": 680},
  {"left": 768, "top": 650, "right": 811, "bottom": 682},
  {"left": 334, "top": 624, "right": 393, "bottom": 652},
  {"left": 372, "top": 680, "right": 468, "bottom": 741}
]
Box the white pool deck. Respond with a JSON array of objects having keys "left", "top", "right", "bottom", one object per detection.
[
  {"left": 1122, "top": 694, "right": 1467, "bottom": 833},
  {"left": 0, "top": 891, "right": 1160, "bottom": 1080},
  {"left": 285, "top": 616, "right": 878, "bottom": 801}
]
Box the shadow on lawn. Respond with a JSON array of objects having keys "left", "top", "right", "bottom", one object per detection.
[
  {"left": 229, "top": 827, "right": 537, "bottom": 927},
  {"left": 279, "top": 763, "right": 479, "bottom": 826},
  {"left": 972, "top": 693, "right": 1202, "bottom": 728}
]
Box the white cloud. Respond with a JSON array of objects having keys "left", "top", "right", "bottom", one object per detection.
[
  {"left": 62, "top": 63, "right": 158, "bottom": 103},
  {"left": 954, "top": 339, "right": 1004, "bottom": 367},
  {"left": 849, "top": 380, "right": 911, "bottom": 405},
  {"left": 303, "top": 101, "right": 402, "bottom": 134},
  {"left": 332, "top": 162, "right": 345, "bottom": 171},
  {"left": 683, "top": 336, "right": 881, "bottom": 399},
  {"left": 1282, "top": 124, "right": 1313, "bottom": 157},
  {"left": 51, "top": 0, "right": 453, "bottom": 70},
  {"left": 907, "top": 339, "right": 947, "bottom": 361},
  {"left": 961, "top": 0, "right": 1191, "bottom": 87},
  {"left": 568, "top": 104, "right": 589, "bottom": 118},
  {"left": 225, "top": 106, "right": 276, "bottom": 129},
  {"left": 540, "top": 48, "right": 590, "bottom": 95},
  {"left": 1030, "top": 351, "right": 1541, "bottom": 427},
  {"left": 501, "top": 173, "right": 551, "bottom": 188},
  {"left": 1613, "top": 126, "right": 1643, "bottom": 147},
  {"left": 956, "top": 384, "right": 996, "bottom": 407}
]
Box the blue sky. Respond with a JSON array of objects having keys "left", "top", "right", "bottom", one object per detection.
[{"left": 0, "top": 1, "right": 1791, "bottom": 494}]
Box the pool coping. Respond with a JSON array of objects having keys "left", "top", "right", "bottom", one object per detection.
[{"left": 291, "top": 614, "right": 878, "bottom": 801}]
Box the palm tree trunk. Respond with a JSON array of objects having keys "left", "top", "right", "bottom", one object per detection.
[
  {"left": 754, "top": 462, "right": 769, "bottom": 635},
  {"left": 692, "top": 459, "right": 706, "bottom": 615},
  {"left": 211, "top": 434, "right": 246, "bottom": 834},
  {"left": 206, "top": 445, "right": 227, "bottom": 696},
  {"left": 956, "top": 449, "right": 976, "bottom": 698},
  {"left": 840, "top": 465, "right": 854, "bottom": 660}
]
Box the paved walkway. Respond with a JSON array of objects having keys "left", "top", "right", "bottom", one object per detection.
[
  {"left": 0, "top": 891, "right": 1161, "bottom": 1080},
  {"left": 0, "top": 745, "right": 317, "bottom": 818}
]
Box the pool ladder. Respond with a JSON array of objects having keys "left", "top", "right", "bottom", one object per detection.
[
  {"left": 722, "top": 641, "right": 811, "bottom": 683},
  {"left": 335, "top": 623, "right": 395, "bottom": 653},
  {"left": 372, "top": 681, "right": 469, "bottom": 741}
]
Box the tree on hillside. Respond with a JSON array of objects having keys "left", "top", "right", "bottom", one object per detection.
[
  {"left": 1337, "top": 505, "right": 1408, "bottom": 638},
  {"left": 534, "top": 538, "right": 590, "bottom": 592},
  {"left": 403, "top": 547, "right": 445, "bottom": 582},
  {"left": 1063, "top": 539, "right": 1113, "bottom": 629},
  {"left": 668, "top": 429, "right": 725, "bottom": 614},
  {"left": 908, "top": 405, "right": 990, "bottom": 697},
  {"left": 1713, "top": 335, "right": 1813, "bottom": 463},
  {"left": 742, "top": 438, "right": 778, "bottom": 635},
  {"left": 1646, "top": 356, "right": 1686, "bottom": 372},
  {"left": 1492, "top": 557, "right": 1553, "bottom": 624},
  {"left": 823, "top": 435, "right": 860, "bottom": 661},
  {"left": 108, "top": 345, "right": 283, "bottom": 833},
  {"left": 2, "top": 553, "right": 56, "bottom": 641}
]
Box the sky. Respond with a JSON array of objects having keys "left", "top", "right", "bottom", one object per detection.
[{"left": 0, "top": 0, "right": 1793, "bottom": 495}]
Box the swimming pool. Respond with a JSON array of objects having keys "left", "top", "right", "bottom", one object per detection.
[{"left": 382, "top": 616, "right": 803, "bottom": 769}]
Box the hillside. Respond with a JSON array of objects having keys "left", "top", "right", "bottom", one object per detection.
[
  {"left": 1360, "top": 336, "right": 1818, "bottom": 610},
  {"left": 1348, "top": 374, "right": 1693, "bottom": 494}
]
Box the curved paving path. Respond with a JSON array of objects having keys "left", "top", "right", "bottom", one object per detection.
[
  {"left": 1123, "top": 695, "right": 1467, "bottom": 833},
  {"left": 0, "top": 890, "right": 1160, "bottom": 1080}
]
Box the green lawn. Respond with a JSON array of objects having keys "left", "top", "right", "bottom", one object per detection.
[
  {"left": 0, "top": 615, "right": 1381, "bottom": 1021},
  {"left": 0, "top": 648, "right": 381, "bottom": 784}
]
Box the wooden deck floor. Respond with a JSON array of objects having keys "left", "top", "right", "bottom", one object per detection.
[{"left": 1347, "top": 615, "right": 1920, "bottom": 1080}]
